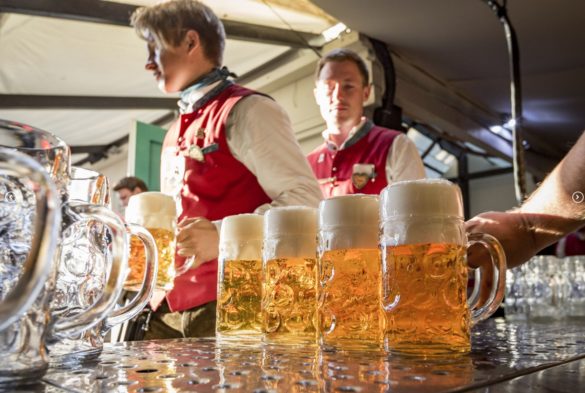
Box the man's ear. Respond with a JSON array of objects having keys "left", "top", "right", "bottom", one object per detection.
[
  {"left": 184, "top": 29, "right": 201, "bottom": 53},
  {"left": 363, "top": 84, "right": 372, "bottom": 102}
]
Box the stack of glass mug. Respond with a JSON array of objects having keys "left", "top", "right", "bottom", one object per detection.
[
  {"left": 506, "top": 255, "right": 585, "bottom": 320},
  {"left": 0, "top": 119, "right": 162, "bottom": 387},
  {"left": 216, "top": 179, "right": 507, "bottom": 355}
]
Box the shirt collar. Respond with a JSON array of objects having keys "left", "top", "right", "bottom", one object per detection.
[
  {"left": 323, "top": 117, "right": 374, "bottom": 150},
  {"left": 178, "top": 66, "right": 236, "bottom": 113}
]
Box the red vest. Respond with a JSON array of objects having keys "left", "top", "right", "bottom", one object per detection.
[
  {"left": 163, "top": 84, "right": 271, "bottom": 312},
  {"left": 307, "top": 125, "right": 401, "bottom": 198}
]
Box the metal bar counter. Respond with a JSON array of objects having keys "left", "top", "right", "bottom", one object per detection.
[{"left": 34, "top": 318, "right": 585, "bottom": 392}]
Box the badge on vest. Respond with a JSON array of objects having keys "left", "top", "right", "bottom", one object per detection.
[
  {"left": 187, "top": 143, "right": 219, "bottom": 162},
  {"left": 352, "top": 163, "right": 376, "bottom": 190},
  {"left": 196, "top": 128, "right": 206, "bottom": 139}
]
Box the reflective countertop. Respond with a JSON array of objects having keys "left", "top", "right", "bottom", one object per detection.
[{"left": 37, "top": 318, "right": 585, "bottom": 392}]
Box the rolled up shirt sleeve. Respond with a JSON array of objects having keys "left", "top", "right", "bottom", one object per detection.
[
  {"left": 386, "top": 133, "right": 426, "bottom": 183},
  {"left": 225, "top": 94, "right": 323, "bottom": 214}
]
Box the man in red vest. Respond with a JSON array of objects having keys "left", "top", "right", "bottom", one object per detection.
[
  {"left": 130, "top": 0, "right": 322, "bottom": 339},
  {"left": 307, "top": 48, "right": 425, "bottom": 197}
]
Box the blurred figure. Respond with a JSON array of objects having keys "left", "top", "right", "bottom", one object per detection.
[
  {"left": 466, "top": 131, "right": 585, "bottom": 269},
  {"left": 113, "top": 176, "right": 148, "bottom": 207},
  {"left": 556, "top": 227, "right": 585, "bottom": 257},
  {"left": 308, "top": 48, "right": 425, "bottom": 197}
]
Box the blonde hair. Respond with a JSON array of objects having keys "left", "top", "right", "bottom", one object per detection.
[{"left": 131, "top": 0, "right": 225, "bottom": 66}]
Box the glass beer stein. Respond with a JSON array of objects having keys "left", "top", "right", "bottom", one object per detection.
[
  {"left": 48, "top": 167, "right": 157, "bottom": 363},
  {"left": 0, "top": 148, "right": 60, "bottom": 332},
  {"left": 125, "top": 192, "right": 191, "bottom": 291},
  {"left": 216, "top": 213, "right": 264, "bottom": 340},
  {"left": 0, "top": 119, "right": 127, "bottom": 383},
  {"left": 262, "top": 206, "right": 318, "bottom": 345},
  {"left": 317, "top": 195, "right": 382, "bottom": 350},
  {"left": 380, "top": 179, "right": 506, "bottom": 355}
]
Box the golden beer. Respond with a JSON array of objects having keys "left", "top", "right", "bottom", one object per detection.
[
  {"left": 262, "top": 257, "right": 317, "bottom": 343},
  {"left": 318, "top": 248, "right": 382, "bottom": 349},
  {"left": 382, "top": 242, "right": 469, "bottom": 354},
  {"left": 216, "top": 259, "right": 263, "bottom": 336},
  {"left": 125, "top": 227, "right": 176, "bottom": 291}
]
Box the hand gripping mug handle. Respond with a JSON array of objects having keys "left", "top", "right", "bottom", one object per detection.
[
  {"left": 176, "top": 255, "right": 196, "bottom": 275},
  {"left": 467, "top": 232, "right": 507, "bottom": 325},
  {"left": 0, "top": 149, "right": 61, "bottom": 332},
  {"left": 51, "top": 202, "right": 128, "bottom": 339},
  {"left": 103, "top": 223, "right": 158, "bottom": 330}
]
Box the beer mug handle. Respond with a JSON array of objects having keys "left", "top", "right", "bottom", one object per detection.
[
  {"left": 0, "top": 149, "right": 61, "bottom": 332},
  {"left": 467, "top": 232, "right": 507, "bottom": 325},
  {"left": 51, "top": 202, "right": 128, "bottom": 338},
  {"left": 176, "top": 255, "right": 196, "bottom": 275},
  {"left": 104, "top": 223, "right": 158, "bottom": 330}
]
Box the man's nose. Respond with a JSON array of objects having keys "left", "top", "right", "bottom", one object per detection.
[
  {"left": 331, "top": 83, "right": 343, "bottom": 99},
  {"left": 145, "top": 59, "right": 157, "bottom": 71}
]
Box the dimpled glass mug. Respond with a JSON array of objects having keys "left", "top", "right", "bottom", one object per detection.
[
  {"left": 216, "top": 213, "right": 264, "bottom": 340},
  {"left": 0, "top": 148, "right": 60, "bottom": 331},
  {"left": 262, "top": 206, "right": 318, "bottom": 345},
  {"left": 48, "top": 167, "right": 157, "bottom": 364},
  {"left": 0, "top": 119, "right": 127, "bottom": 384},
  {"left": 317, "top": 195, "right": 382, "bottom": 350},
  {"left": 125, "top": 192, "right": 192, "bottom": 291},
  {"left": 380, "top": 179, "right": 506, "bottom": 355}
]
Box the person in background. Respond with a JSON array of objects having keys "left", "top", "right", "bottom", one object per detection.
[
  {"left": 466, "top": 131, "right": 585, "bottom": 269},
  {"left": 556, "top": 227, "right": 585, "bottom": 257},
  {"left": 307, "top": 48, "right": 425, "bottom": 197},
  {"left": 131, "top": 0, "right": 322, "bottom": 339},
  {"left": 113, "top": 176, "right": 148, "bottom": 207}
]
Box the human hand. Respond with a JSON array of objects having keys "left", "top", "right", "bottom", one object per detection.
[
  {"left": 176, "top": 217, "right": 219, "bottom": 269},
  {"left": 465, "top": 210, "right": 537, "bottom": 269}
]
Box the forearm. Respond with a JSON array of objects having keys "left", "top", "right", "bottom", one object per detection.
[{"left": 519, "top": 131, "right": 585, "bottom": 248}]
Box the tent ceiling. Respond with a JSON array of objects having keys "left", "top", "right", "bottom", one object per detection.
[{"left": 0, "top": 0, "right": 332, "bottom": 157}]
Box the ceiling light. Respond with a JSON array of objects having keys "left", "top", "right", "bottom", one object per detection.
[{"left": 322, "top": 23, "right": 348, "bottom": 42}]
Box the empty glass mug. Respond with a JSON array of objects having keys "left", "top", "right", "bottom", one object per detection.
[
  {"left": 0, "top": 119, "right": 128, "bottom": 382},
  {"left": 0, "top": 148, "right": 60, "bottom": 332},
  {"left": 48, "top": 167, "right": 157, "bottom": 364},
  {"left": 262, "top": 206, "right": 318, "bottom": 345},
  {"left": 216, "top": 213, "right": 264, "bottom": 340},
  {"left": 380, "top": 179, "right": 506, "bottom": 355},
  {"left": 318, "top": 195, "right": 382, "bottom": 350},
  {"left": 125, "top": 192, "right": 192, "bottom": 291}
]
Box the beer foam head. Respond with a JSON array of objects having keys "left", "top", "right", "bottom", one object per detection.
[
  {"left": 319, "top": 194, "right": 379, "bottom": 249},
  {"left": 381, "top": 179, "right": 463, "bottom": 219},
  {"left": 264, "top": 206, "right": 317, "bottom": 237},
  {"left": 264, "top": 207, "right": 317, "bottom": 259},
  {"left": 319, "top": 194, "right": 379, "bottom": 229},
  {"left": 380, "top": 179, "right": 465, "bottom": 246},
  {"left": 220, "top": 213, "right": 263, "bottom": 260},
  {"left": 125, "top": 192, "right": 176, "bottom": 230}
]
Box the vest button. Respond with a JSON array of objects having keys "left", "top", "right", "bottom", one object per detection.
[{"left": 332, "top": 167, "right": 337, "bottom": 172}]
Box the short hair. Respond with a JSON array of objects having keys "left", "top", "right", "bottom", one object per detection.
[
  {"left": 130, "top": 0, "right": 225, "bottom": 66},
  {"left": 315, "top": 48, "right": 369, "bottom": 86},
  {"left": 113, "top": 176, "right": 148, "bottom": 192}
]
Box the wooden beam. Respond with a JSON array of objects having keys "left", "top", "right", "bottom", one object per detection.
[
  {"left": 0, "top": 94, "right": 177, "bottom": 109},
  {"left": 0, "top": 0, "right": 321, "bottom": 48}
]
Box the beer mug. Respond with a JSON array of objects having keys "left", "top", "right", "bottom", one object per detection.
[
  {"left": 0, "top": 119, "right": 127, "bottom": 381},
  {"left": 48, "top": 167, "right": 157, "bottom": 363},
  {"left": 216, "top": 213, "right": 264, "bottom": 339},
  {"left": 262, "top": 207, "right": 318, "bottom": 345},
  {"left": 317, "top": 195, "right": 382, "bottom": 350},
  {"left": 125, "top": 192, "right": 191, "bottom": 291},
  {"left": 380, "top": 179, "right": 506, "bottom": 355},
  {"left": 0, "top": 148, "right": 60, "bottom": 332}
]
